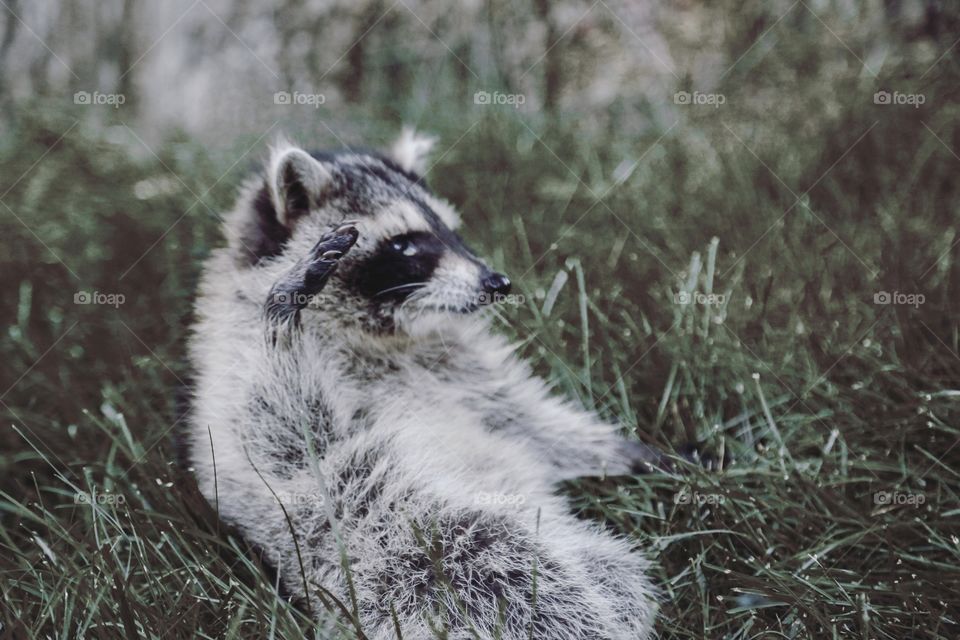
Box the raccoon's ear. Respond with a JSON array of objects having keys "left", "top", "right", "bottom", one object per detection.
[
  {"left": 267, "top": 146, "right": 331, "bottom": 227},
  {"left": 390, "top": 127, "right": 437, "bottom": 175}
]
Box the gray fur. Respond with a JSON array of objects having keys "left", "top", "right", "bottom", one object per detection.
[{"left": 186, "top": 132, "right": 658, "bottom": 639}]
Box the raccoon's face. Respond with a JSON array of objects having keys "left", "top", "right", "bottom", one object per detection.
[{"left": 240, "top": 131, "right": 511, "bottom": 336}]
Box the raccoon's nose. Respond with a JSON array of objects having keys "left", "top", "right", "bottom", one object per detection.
[{"left": 482, "top": 272, "right": 511, "bottom": 296}]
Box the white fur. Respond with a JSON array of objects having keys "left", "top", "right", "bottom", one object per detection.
[
  {"left": 426, "top": 194, "right": 462, "bottom": 230},
  {"left": 391, "top": 126, "right": 437, "bottom": 175}
]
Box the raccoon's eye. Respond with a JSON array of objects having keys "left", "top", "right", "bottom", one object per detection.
[{"left": 390, "top": 237, "right": 419, "bottom": 257}]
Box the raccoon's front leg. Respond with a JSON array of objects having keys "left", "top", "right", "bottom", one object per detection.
[
  {"left": 264, "top": 223, "right": 358, "bottom": 329},
  {"left": 543, "top": 411, "right": 670, "bottom": 478},
  {"left": 491, "top": 383, "right": 671, "bottom": 478}
]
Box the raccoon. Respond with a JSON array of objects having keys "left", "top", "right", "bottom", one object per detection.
[{"left": 185, "top": 129, "right": 660, "bottom": 639}]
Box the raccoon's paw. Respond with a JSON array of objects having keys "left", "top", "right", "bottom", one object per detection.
[
  {"left": 301, "top": 223, "right": 359, "bottom": 294},
  {"left": 618, "top": 440, "right": 732, "bottom": 475},
  {"left": 264, "top": 223, "right": 359, "bottom": 331},
  {"left": 676, "top": 442, "right": 731, "bottom": 472},
  {"left": 619, "top": 439, "right": 673, "bottom": 474}
]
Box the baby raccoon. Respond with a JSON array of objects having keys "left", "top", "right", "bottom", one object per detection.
[{"left": 185, "top": 129, "right": 659, "bottom": 639}]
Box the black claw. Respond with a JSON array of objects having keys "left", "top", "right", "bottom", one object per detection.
[
  {"left": 334, "top": 221, "right": 360, "bottom": 234},
  {"left": 677, "top": 442, "right": 732, "bottom": 471},
  {"left": 312, "top": 225, "right": 359, "bottom": 260},
  {"left": 622, "top": 440, "right": 674, "bottom": 474},
  {"left": 620, "top": 440, "right": 732, "bottom": 475}
]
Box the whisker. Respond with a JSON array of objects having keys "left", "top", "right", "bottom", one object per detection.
[
  {"left": 398, "top": 289, "right": 429, "bottom": 315},
  {"left": 374, "top": 282, "right": 428, "bottom": 298}
]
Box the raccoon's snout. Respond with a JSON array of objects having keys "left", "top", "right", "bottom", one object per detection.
[{"left": 480, "top": 272, "right": 511, "bottom": 303}]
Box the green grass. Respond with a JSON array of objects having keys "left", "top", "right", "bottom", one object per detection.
[{"left": 3, "top": 23, "right": 960, "bottom": 637}]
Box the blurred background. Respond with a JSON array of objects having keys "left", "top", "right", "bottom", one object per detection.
[{"left": 1, "top": 1, "right": 959, "bottom": 638}]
